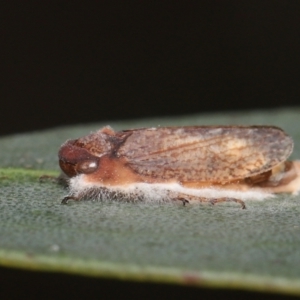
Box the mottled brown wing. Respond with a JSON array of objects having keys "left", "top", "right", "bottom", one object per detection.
[{"left": 117, "top": 126, "right": 293, "bottom": 183}]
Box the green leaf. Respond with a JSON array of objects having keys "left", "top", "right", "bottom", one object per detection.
[{"left": 1, "top": 107, "right": 300, "bottom": 296}]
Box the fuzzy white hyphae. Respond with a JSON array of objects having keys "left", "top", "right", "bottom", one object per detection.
[{"left": 68, "top": 175, "right": 275, "bottom": 203}]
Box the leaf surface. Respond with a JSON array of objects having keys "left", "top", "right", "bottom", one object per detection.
[{"left": 1, "top": 107, "right": 300, "bottom": 296}]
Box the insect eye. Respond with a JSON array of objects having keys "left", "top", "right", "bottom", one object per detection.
[{"left": 76, "top": 160, "right": 99, "bottom": 174}]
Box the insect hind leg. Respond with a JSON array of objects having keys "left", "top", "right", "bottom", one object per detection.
[
  {"left": 209, "top": 197, "right": 246, "bottom": 209},
  {"left": 168, "top": 191, "right": 246, "bottom": 209}
]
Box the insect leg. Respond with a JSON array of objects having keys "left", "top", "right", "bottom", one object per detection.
[
  {"left": 178, "top": 198, "right": 190, "bottom": 206},
  {"left": 61, "top": 196, "right": 79, "bottom": 204},
  {"left": 39, "top": 175, "right": 59, "bottom": 183},
  {"left": 166, "top": 191, "right": 190, "bottom": 206},
  {"left": 168, "top": 191, "right": 246, "bottom": 209},
  {"left": 39, "top": 173, "right": 69, "bottom": 187},
  {"left": 209, "top": 197, "right": 246, "bottom": 209}
]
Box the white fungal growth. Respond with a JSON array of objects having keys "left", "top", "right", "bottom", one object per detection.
[{"left": 67, "top": 174, "right": 274, "bottom": 203}]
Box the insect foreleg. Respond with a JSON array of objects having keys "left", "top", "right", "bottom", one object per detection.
[
  {"left": 61, "top": 195, "right": 81, "bottom": 204},
  {"left": 39, "top": 173, "right": 69, "bottom": 187}
]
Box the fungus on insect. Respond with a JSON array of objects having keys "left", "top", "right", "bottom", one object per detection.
[{"left": 58, "top": 126, "right": 300, "bottom": 208}]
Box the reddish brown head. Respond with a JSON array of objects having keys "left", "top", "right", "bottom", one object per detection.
[
  {"left": 58, "top": 140, "right": 101, "bottom": 177},
  {"left": 58, "top": 127, "right": 123, "bottom": 178}
]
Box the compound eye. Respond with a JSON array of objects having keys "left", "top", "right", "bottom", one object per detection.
[{"left": 76, "top": 160, "right": 98, "bottom": 174}]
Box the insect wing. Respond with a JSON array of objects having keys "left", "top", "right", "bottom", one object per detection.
[{"left": 117, "top": 126, "right": 293, "bottom": 183}]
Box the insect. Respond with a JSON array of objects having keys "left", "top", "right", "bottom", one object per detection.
[{"left": 58, "top": 126, "right": 300, "bottom": 208}]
